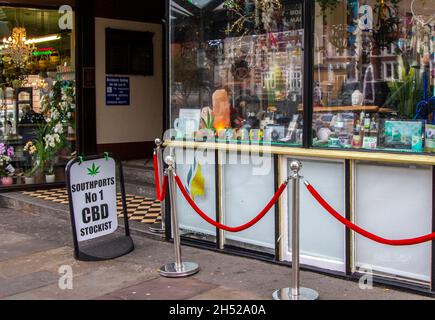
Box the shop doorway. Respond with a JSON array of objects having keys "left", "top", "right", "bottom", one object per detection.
[
  {"left": 94, "top": 18, "right": 164, "bottom": 162},
  {"left": 93, "top": 17, "right": 164, "bottom": 197}
]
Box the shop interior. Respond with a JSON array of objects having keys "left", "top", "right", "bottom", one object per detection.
[
  {"left": 170, "top": 0, "right": 435, "bottom": 154},
  {"left": 0, "top": 6, "right": 76, "bottom": 187}
]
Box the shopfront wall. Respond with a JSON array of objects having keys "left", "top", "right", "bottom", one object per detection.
[
  {"left": 0, "top": 0, "right": 166, "bottom": 191},
  {"left": 94, "top": 18, "right": 163, "bottom": 159},
  {"left": 166, "top": 0, "right": 435, "bottom": 293},
  {"left": 93, "top": 0, "right": 165, "bottom": 160}
]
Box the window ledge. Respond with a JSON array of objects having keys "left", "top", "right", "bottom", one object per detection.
[{"left": 164, "top": 140, "right": 435, "bottom": 166}]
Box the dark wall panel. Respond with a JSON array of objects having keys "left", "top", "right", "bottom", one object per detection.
[
  {"left": 76, "top": 0, "right": 97, "bottom": 155},
  {"left": 95, "top": 0, "right": 164, "bottom": 23}
]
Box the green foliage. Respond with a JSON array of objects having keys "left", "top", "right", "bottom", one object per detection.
[
  {"left": 384, "top": 68, "right": 427, "bottom": 119},
  {"left": 33, "top": 80, "right": 75, "bottom": 174},
  {"left": 201, "top": 110, "right": 216, "bottom": 131}
]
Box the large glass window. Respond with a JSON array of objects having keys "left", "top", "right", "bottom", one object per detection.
[
  {"left": 313, "top": 0, "right": 435, "bottom": 154},
  {"left": 170, "top": 0, "right": 304, "bottom": 146},
  {"left": 0, "top": 6, "right": 76, "bottom": 187}
]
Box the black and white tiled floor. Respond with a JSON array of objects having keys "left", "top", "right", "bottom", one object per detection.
[{"left": 22, "top": 188, "right": 162, "bottom": 225}]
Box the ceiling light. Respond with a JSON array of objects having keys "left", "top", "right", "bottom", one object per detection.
[{"left": 25, "top": 34, "right": 61, "bottom": 44}]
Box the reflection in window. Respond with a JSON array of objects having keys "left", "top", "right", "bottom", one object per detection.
[
  {"left": 313, "top": 0, "right": 435, "bottom": 154},
  {"left": 170, "top": 0, "right": 304, "bottom": 146},
  {"left": 0, "top": 6, "right": 76, "bottom": 187}
]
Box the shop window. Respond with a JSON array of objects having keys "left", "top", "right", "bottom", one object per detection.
[
  {"left": 312, "top": 0, "right": 435, "bottom": 154},
  {"left": 169, "top": 0, "right": 304, "bottom": 147},
  {"left": 382, "top": 62, "right": 401, "bottom": 81},
  {"left": 0, "top": 6, "right": 76, "bottom": 188}
]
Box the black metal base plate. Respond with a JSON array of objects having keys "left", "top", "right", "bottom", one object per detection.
[
  {"left": 149, "top": 223, "right": 165, "bottom": 234},
  {"left": 77, "top": 236, "right": 135, "bottom": 262}
]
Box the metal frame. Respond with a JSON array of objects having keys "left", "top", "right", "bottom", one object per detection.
[
  {"left": 65, "top": 153, "right": 134, "bottom": 261},
  {"left": 279, "top": 155, "right": 347, "bottom": 273},
  {"left": 302, "top": 0, "right": 314, "bottom": 149},
  {"left": 431, "top": 166, "right": 435, "bottom": 292},
  {"left": 345, "top": 160, "right": 353, "bottom": 276}
]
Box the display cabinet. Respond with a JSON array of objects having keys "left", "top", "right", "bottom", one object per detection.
[{"left": 167, "top": 0, "right": 435, "bottom": 295}]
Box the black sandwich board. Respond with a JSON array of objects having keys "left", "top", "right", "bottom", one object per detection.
[{"left": 65, "top": 154, "right": 134, "bottom": 261}]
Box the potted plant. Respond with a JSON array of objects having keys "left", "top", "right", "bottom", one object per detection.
[
  {"left": 23, "top": 141, "right": 39, "bottom": 185},
  {"left": 43, "top": 130, "right": 64, "bottom": 184},
  {"left": 198, "top": 108, "right": 216, "bottom": 142},
  {"left": 33, "top": 123, "right": 65, "bottom": 184},
  {"left": 0, "top": 143, "right": 14, "bottom": 186}
]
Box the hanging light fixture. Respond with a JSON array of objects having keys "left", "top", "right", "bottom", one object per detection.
[{"left": 2, "top": 27, "right": 36, "bottom": 68}]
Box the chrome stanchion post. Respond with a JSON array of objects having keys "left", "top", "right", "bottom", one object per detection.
[
  {"left": 273, "top": 160, "right": 319, "bottom": 301},
  {"left": 150, "top": 138, "right": 166, "bottom": 235},
  {"left": 159, "top": 155, "right": 200, "bottom": 278}
]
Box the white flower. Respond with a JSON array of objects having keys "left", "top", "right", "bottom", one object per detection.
[
  {"left": 54, "top": 123, "right": 64, "bottom": 134},
  {"left": 51, "top": 110, "right": 60, "bottom": 121},
  {"left": 44, "top": 134, "right": 59, "bottom": 150},
  {"left": 54, "top": 134, "right": 61, "bottom": 143}
]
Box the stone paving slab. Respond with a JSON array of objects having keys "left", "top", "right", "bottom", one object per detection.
[
  {"left": 189, "top": 287, "right": 269, "bottom": 300},
  {"left": 0, "top": 228, "right": 34, "bottom": 246},
  {"left": 0, "top": 247, "right": 117, "bottom": 279},
  {"left": 99, "top": 277, "right": 218, "bottom": 300},
  {"left": 4, "top": 263, "right": 159, "bottom": 300},
  {"left": 0, "top": 238, "right": 60, "bottom": 263},
  {"left": 0, "top": 207, "right": 433, "bottom": 300},
  {"left": 0, "top": 271, "right": 59, "bottom": 299}
]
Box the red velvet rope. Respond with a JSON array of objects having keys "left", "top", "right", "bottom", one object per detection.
[
  {"left": 305, "top": 181, "right": 435, "bottom": 246},
  {"left": 175, "top": 175, "right": 287, "bottom": 233},
  {"left": 153, "top": 152, "right": 168, "bottom": 202}
]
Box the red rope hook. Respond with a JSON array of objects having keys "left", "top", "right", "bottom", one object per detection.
[
  {"left": 175, "top": 175, "right": 287, "bottom": 233},
  {"left": 305, "top": 181, "right": 435, "bottom": 246}
]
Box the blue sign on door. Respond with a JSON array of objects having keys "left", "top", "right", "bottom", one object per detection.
[{"left": 106, "top": 76, "right": 130, "bottom": 106}]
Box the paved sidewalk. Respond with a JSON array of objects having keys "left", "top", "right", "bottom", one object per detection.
[{"left": 0, "top": 207, "right": 432, "bottom": 300}]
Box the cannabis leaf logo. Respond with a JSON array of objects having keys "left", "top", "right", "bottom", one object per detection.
[{"left": 87, "top": 163, "right": 100, "bottom": 176}]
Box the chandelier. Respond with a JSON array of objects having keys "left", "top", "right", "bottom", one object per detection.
[{"left": 2, "top": 27, "right": 35, "bottom": 68}]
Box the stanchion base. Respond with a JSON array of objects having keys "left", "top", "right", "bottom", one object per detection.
[
  {"left": 149, "top": 223, "right": 165, "bottom": 235},
  {"left": 273, "top": 288, "right": 319, "bottom": 301},
  {"left": 159, "top": 262, "right": 200, "bottom": 278}
]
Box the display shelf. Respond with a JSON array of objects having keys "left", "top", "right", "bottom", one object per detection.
[
  {"left": 165, "top": 140, "right": 435, "bottom": 166},
  {"left": 17, "top": 124, "right": 39, "bottom": 128},
  {"left": 313, "top": 142, "right": 427, "bottom": 154},
  {"left": 298, "top": 106, "right": 395, "bottom": 113}
]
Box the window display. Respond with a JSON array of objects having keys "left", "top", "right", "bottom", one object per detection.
[
  {"left": 0, "top": 6, "right": 76, "bottom": 187},
  {"left": 170, "top": 0, "right": 305, "bottom": 146},
  {"left": 313, "top": 0, "right": 435, "bottom": 154}
]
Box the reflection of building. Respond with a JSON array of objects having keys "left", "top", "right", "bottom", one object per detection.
[
  {"left": 316, "top": 41, "right": 404, "bottom": 107},
  {"left": 214, "top": 31, "right": 303, "bottom": 113}
]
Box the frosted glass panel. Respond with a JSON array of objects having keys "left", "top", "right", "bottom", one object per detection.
[
  {"left": 223, "top": 153, "right": 275, "bottom": 250},
  {"left": 175, "top": 148, "right": 217, "bottom": 238},
  {"left": 355, "top": 163, "right": 432, "bottom": 283},
  {"left": 286, "top": 159, "right": 346, "bottom": 271}
]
